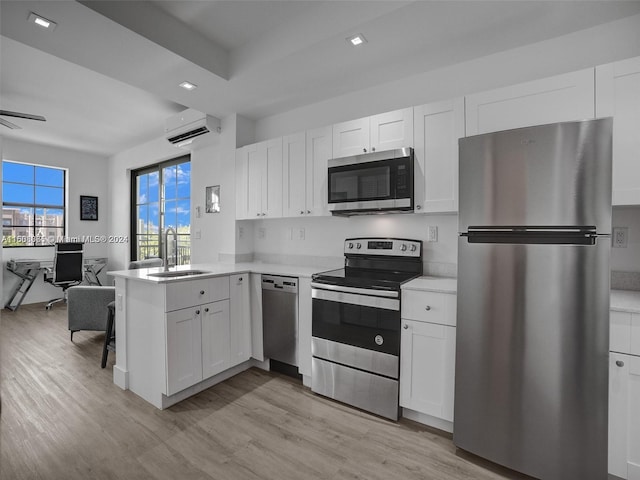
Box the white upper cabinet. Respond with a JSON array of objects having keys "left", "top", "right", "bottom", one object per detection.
[
  {"left": 237, "top": 138, "right": 283, "bottom": 219},
  {"left": 306, "top": 126, "right": 332, "bottom": 216},
  {"left": 413, "top": 98, "right": 465, "bottom": 213},
  {"left": 465, "top": 68, "right": 595, "bottom": 136},
  {"left": 332, "top": 107, "right": 413, "bottom": 158},
  {"left": 333, "top": 117, "right": 370, "bottom": 157},
  {"left": 596, "top": 56, "right": 640, "bottom": 206},
  {"left": 283, "top": 132, "right": 307, "bottom": 217},
  {"left": 370, "top": 108, "right": 414, "bottom": 152},
  {"left": 283, "top": 128, "right": 332, "bottom": 218}
]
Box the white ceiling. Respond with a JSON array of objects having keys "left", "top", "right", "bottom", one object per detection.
[{"left": 2, "top": 0, "right": 640, "bottom": 157}]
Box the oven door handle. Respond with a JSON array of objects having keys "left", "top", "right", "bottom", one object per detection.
[
  {"left": 312, "top": 287, "right": 400, "bottom": 311},
  {"left": 310, "top": 282, "right": 399, "bottom": 298}
]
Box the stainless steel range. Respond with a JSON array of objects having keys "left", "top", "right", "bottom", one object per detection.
[{"left": 310, "top": 238, "right": 423, "bottom": 420}]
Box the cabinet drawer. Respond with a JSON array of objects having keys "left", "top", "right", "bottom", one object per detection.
[
  {"left": 165, "top": 276, "right": 230, "bottom": 312},
  {"left": 401, "top": 290, "right": 456, "bottom": 326}
]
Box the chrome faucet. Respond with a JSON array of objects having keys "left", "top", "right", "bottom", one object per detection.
[{"left": 164, "top": 227, "right": 178, "bottom": 271}]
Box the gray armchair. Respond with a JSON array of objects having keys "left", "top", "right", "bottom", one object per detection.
[
  {"left": 66, "top": 257, "right": 163, "bottom": 341},
  {"left": 67, "top": 286, "right": 115, "bottom": 341}
]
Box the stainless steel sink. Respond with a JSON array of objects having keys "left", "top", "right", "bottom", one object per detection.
[{"left": 147, "top": 270, "right": 211, "bottom": 278}]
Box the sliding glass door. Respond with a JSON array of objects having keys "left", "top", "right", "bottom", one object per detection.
[{"left": 131, "top": 155, "right": 190, "bottom": 264}]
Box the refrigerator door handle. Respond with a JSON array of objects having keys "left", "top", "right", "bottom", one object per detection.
[{"left": 462, "top": 226, "right": 605, "bottom": 245}]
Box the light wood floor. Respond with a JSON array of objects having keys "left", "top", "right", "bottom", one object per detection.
[{"left": 0, "top": 303, "right": 531, "bottom": 480}]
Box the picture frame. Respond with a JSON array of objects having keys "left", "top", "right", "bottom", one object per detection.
[
  {"left": 206, "top": 185, "right": 220, "bottom": 213},
  {"left": 80, "top": 195, "right": 98, "bottom": 221}
]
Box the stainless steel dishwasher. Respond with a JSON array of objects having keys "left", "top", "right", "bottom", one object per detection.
[{"left": 262, "top": 275, "right": 299, "bottom": 372}]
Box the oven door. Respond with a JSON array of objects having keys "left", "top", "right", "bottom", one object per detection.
[
  {"left": 327, "top": 152, "right": 413, "bottom": 213},
  {"left": 311, "top": 286, "right": 400, "bottom": 356}
]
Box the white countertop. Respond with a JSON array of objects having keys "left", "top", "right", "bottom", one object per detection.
[
  {"left": 401, "top": 276, "right": 457, "bottom": 294},
  {"left": 108, "top": 261, "right": 340, "bottom": 283}
]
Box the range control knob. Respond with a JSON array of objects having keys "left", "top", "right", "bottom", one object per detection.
[
  {"left": 348, "top": 242, "right": 354, "bottom": 249},
  {"left": 410, "top": 245, "right": 417, "bottom": 252},
  {"left": 356, "top": 243, "right": 362, "bottom": 249},
  {"left": 401, "top": 244, "right": 408, "bottom": 252}
]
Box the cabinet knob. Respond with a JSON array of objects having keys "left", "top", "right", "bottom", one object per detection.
[
  {"left": 363, "top": 148, "right": 367, "bottom": 153},
  {"left": 204, "top": 308, "right": 209, "bottom": 313},
  {"left": 200, "top": 290, "right": 205, "bottom": 295},
  {"left": 425, "top": 306, "right": 431, "bottom": 311},
  {"left": 403, "top": 324, "right": 409, "bottom": 329},
  {"left": 195, "top": 310, "right": 200, "bottom": 315},
  {"left": 416, "top": 205, "right": 422, "bottom": 210},
  {"left": 239, "top": 277, "right": 243, "bottom": 282},
  {"left": 300, "top": 210, "right": 304, "bottom": 215},
  {"left": 307, "top": 210, "right": 311, "bottom": 214},
  {"left": 616, "top": 360, "right": 625, "bottom": 367},
  {"left": 372, "top": 147, "right": 376, "bottom": 152}
]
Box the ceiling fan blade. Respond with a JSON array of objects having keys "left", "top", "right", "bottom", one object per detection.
[
  {"left": 0, "top": 110, "right": 46, "bottom": 122},
  {"left": 0, "top": 117, "right": 22, "bottom": 129}
]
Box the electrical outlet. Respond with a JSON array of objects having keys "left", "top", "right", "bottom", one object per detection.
[
  {"left": 299, "top": 228, "right": 305, "bottom": 240},
  {"left": 258, "top": 227, "right": 266, "bottom": 240},
  {"left": 427, "top": 225, "right": 438, "bottom": 242},
  {"left": 195, "top": 229, "right": 201, "bottom": 240},
  {"left": 613, "top": 227, "right": 628, "bottom": 248},
  {"left": 117, "top": 294, "right": 123, "bottom": 311},
  {"left": 238, "top": 226, "right": 244, "bottom": 240}
]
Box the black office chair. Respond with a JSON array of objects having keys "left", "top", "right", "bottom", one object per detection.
[{"left": 44, "top": 242, "right": 84, "bottom": 310}]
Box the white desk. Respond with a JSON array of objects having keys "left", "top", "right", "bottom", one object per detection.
[{"left": 5, "top": 257, "right": 108, "bottom": 311}]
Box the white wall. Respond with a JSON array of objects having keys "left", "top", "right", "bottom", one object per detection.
[
  {"left": 611, "top": 206, "right": 640, "bottom": 273},
  {"left": 2, "top": 138, "right": 110, "bottom": 305},
  {"left": 107, "top": 114, "right": 249, "bottom": 270},
  {"left": 254, "top": 13, "right": 640, "bottom": 141},
  {"left": 107, "top": 137, "right": 182, "bottom": 271}
]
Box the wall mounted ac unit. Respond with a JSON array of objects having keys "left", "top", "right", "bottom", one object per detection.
[{"left": 165, "top": 109, "right": 221, "bottom": 148}]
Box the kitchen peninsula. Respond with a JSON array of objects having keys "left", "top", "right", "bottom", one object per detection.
[{"left": 108, "top": 262, "right": 326, "bottom": 409}]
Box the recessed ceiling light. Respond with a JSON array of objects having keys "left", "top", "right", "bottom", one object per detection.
[
  {"left": 28, "top": 12, "right": 57, "bottom": 31},
  {"left": 179, "top": 81, "right": 197, "bottom": 91},
  {"left": 347, "top": 34, "right": 367, "bottom": 47}
]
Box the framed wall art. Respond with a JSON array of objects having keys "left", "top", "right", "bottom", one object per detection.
[{"left": 80, "top": 195, "right": 98, "bottom": 221}]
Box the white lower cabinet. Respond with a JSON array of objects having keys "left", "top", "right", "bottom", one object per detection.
[
  {"left": 400, "top": 319, "right": 456, "bottom": 422},
  {"left": 165, "top": 275, "right": 251, "bottom": 397},
  {"left": 202, "top": 300, "right": 231, "bottom": 379},
  {"left": 610, "top": 352, "right": 640, "bottom": 479},
  {"left": 166, "top": 306, "right": 204, "bottom": 396}
]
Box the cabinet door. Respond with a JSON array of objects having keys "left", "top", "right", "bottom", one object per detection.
[
  {"left": 332, "top": 117, "right": 370, "bottom": 157},
  {"left": 370, "top": 107, "right": 413, "bottom": 152},
  {"left": 166, "top": 307, "right": 203, "bottom": 396},
  {"left": 249, "top": 273, "right": 264, "bottom": 361},
  {"left": 283, "top": 132, "right": 307, "bottom": 217},
  {"left": 399, "top": 320, "right": 456, "bottom": 421},
  {"left": 246, "top": 143, "right": 263, "bottom": 219},
  {"left": 596, "top": 56, "right": 640, "bottom": 206},
  {"left": 229, "top": 274, "right": 251, "bottom": 366},
  {"left": 201, "top": 299, "right": 230, "bottom": 379},
  {"left": 306, "top": 126, "right": 332, "bottom": 216},
  {"left": 264, "top": 137, "right": 283, "bottom": 218},
  {"left": 235, "top": 147, "right": 249, "bottom": 220},
  {"left": 465, "top": 68, "right": 595, "bottom": 136},
  {"left": 609, "top": 352, "right": 640, "bottom": 480},
  {"left": 297, "top": 277, "right": 312, "bottom": 377},
  {"left": 414, "top": 99, "right": 464, "bottom": 213}
]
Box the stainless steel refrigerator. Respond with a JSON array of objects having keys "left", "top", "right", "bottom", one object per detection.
[{"left": 454, "top": 118, "right": 612, "bottom": 480}]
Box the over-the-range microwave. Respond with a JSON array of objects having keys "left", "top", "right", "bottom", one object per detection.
[{"left": 327, "top": 147, "right": 414, "bottom": 216}]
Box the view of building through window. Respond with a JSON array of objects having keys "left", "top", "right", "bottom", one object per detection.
[
  {"left": 133, "top": 157, "right": 190, "bottom": 265},
  {"left": 2, "top": 160, "right": 66, "bottom": 247}
]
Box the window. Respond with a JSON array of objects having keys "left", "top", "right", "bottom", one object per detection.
[
  {"left": 2, "top": 160, "right": 66, "bottom": 247},
  {"left": 131, "top": 156, "right": 190, "bottom": 265}
]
